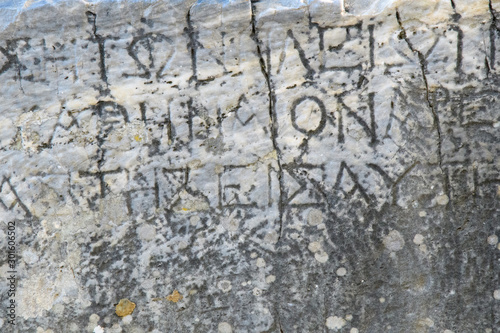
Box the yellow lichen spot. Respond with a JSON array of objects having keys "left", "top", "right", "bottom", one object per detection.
[
  {"left": 166, "top": 290, "right": 183, "bottom": 303},
  {"left": 115, "top": 299, "right": 136, "bottom": 317},
  {"left": 182, "top": 207, "right": 188, "bottom": 211},
  {"left": 134, "top": 135, "right": 142, "bottom": 142}
]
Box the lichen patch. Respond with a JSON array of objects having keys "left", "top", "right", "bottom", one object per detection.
[
  {"left": 115, "top": 299, "right": 136, "bottom": 317},
  {"left": 166, "top": 290, "right": 183, "bottom": 303}
]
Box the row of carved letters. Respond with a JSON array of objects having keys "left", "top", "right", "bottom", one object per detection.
[{"left": 0, "top": 17, "right": 476, "bottom": 84}]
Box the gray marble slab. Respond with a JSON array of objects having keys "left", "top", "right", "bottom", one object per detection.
[{"left": 0, "top": 0, "right": 499, "bottom": 332}]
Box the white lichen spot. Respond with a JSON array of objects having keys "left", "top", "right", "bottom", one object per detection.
[
  {"left": 350, "top": 329, "right": 359, "bottom": 333},
  {"left": 253, "top": 287, "right": 262, "bottom": 296},
  {"left": 136, "top": 224, "right": 156, "bottom": 241},
  {"left": 413, "top": 234, "right": 424, "bottom": 245},
  {"left": 308, "top": 241, "right": 322, "bottom": 253},
  {"left": 89, "top": 314, "right": 100, "bottom": 323},
  {"left": 383, "top": 230, "right": 405, "bottom": 252},
  {"left": 218, "top": 322, "right": 233, "bottom": 333},
  {"left": 37, "top": 328, "right": 54, "bottom": 333},
  {"left": 266, "top": 275, "right": 276, "bottom": 284},
  {"left": 379, "top": 297, "right": 385, "bottom": 303},
  {"left": 326, "top": 316, "right": 346, "bottom": 330},
  {"left": 315, "top": 251, "right": 329, "bottom": 263},
  {"left": 487, "top": 234, "right": 498, "bottom": 246},
  {"left": 93, "top": 326, "right": 104, "bottom": 333},
  {"left": 86, "top": 314, "right": 101, "bottom": 332},
  {"left": 122, "top": 315, "right": 133, "bottom": 325},
  {"left": 109, "top": 323, "right": 123, "bottom": 333},
  {"left": 256, "top": 258, "right": 266, "bottom": 268},
  {"left": 336, "top": 267, "right": 347, "bottom": 277},
  {"left": 19, "top": 274, "right": 57, "bottom": 320},
  {"left": 188, "top": 159, "right": 202, "bottom": 169},
  {"left": 443, "top": 330, "right": 454, "bottom": 333},
  {"left": 436, "top": 194, "right": 449, "bottom": 206},
  {"left": 345, "top": 314, "right": 353, "bottom": 321},
  {"left": 493, "top": 289, "right": 500, "bottom": 300},
  {"left": 264, "top": 230, "right": 279, "bottom": 244},
  {"left": 419, "top": 244, "right": 428, "bottom": 253},
  {"left": 250, "top": 252, "right": 258, "bottom": 259},
  {"left": 418, "top": 317, "right": 434, "bottom": 327},
  {"left": 419, "top": 211, "right": 427, "bottom": 217},
  {"left": 190, "top": 215, "right": 200, "bottom": 226},
  {"left": 178, "top": 241, "right": 188, "bottom": 250},
  {"left": 308, "top": 208, "right": 324, "bottom": 226},
  {"left": 217, "top": 280, "right": 232, "bottom": 293},
  {"left": 497, "top": 243, "right": 500, "bottom": 251}
]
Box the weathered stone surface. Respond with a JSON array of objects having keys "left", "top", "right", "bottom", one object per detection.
[{"left": 0, "top": 0, "right": 499, "bottom": 332}]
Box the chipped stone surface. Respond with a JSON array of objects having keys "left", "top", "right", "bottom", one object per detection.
[{"left": 0, "top": 0, "right": 499, "bottom": 331}]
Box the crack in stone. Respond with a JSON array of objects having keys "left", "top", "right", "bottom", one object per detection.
[
  {"left": 489, "top": 0, "right": 499, "bottom": 28},
  {"left": 396, "top": 10, "right": 444, "bottom": 173},
  {"left": 249, "top": 0, "right": 285, "bottom": 243},
  {"left": 489, "top": 0, "right": 499, "bottom": 70}
]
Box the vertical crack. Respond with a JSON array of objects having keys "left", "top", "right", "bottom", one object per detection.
[
  {"left": 489, "top": 0, "right": 498, "bottom": 25},
  {"left": 250, "top": 1, "right": 285, "bottom": 243},
  {"left": 489, "top": 0, "right": 499, "bottom": 70},
  {"left": 396, "top": 10, "right": 444, "bottom": 172}
]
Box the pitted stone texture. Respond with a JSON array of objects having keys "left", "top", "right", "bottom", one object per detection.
[{"left": 0, "top": 0, "right": 499, "bottom": 332}]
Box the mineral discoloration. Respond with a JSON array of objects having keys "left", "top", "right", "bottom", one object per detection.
[{"left": 0, "top": 0, "right": 499, "bottom": 331}]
